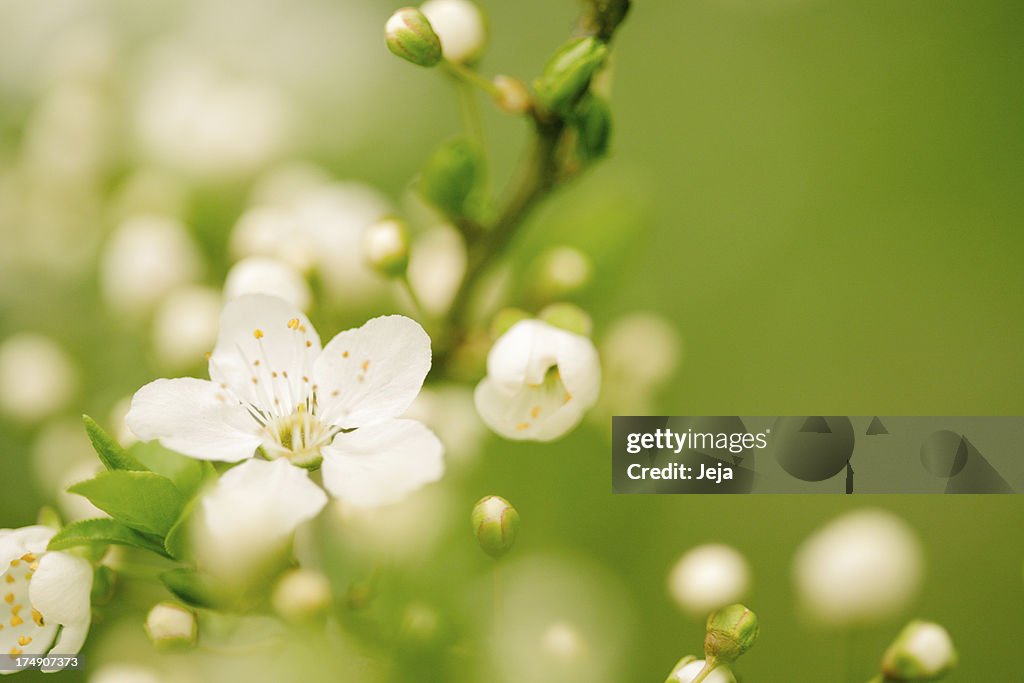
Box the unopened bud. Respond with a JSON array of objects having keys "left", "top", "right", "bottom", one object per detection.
[
  {"left": 704, "top": 604, "right": 758, "bottom": 664},
  {"left": 471, "top": 495, "right": 519, "bottom": 559},
  {"left": 534, "top": 246, "right": 593, "bottom": 299},
  {"left": 881, "top": 620, "right": 957, "bottom": 680},
  {"left": 539, "top": 303, "right": 592, "bottom": 337},
  {"left": 574, "top": 94, "right": 613, "bottom": 161},
  {"left": 385, "top": 8, "right": 442, "bottom": 68},
  {"left": 534, "top": 37, "right": 609, "bottom": 116},
  {"left": 363, "top": 218, "right": 410, "bottom": 277},
  {"left": 272, "top": 569, "right": 332, "bottom": 622},
  {"left": 494, "top": 75, "right": 531, "bottom": 114},
  {"left": 421, "top": 0, "right": 487, "bottom": 64},
  {"left": 144, "top": 602, "right": 197, "bottom": 651}
]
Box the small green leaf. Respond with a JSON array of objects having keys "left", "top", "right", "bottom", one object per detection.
[
  {"left": 83, "top": 415, "right": 146, "bottom": 472},
  {"left": 418, "top": 137, "right": 484, "bottom": 220},
  {"left": 163, "top": 495, "right": 201, "bottom": 561},
  {"left": 128, "top": 441, "right": 215, "bottom": 498},
  {"left": 69, "top": 471, "right": 186, "bottom": 536},
  {"left": 160, "top": 569, "right": 225, "bottom": 610},
  {"left": 47, "top": 518, "right": 171, "bottom": 558}
]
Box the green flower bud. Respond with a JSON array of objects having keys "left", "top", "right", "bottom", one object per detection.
[
  {"left": 385, "top": 8, "right": 443, "bottom": 67},
  {"left": 471, "top": 495, "right": 520, "bottom": 559},
  {"left": 144, "top": 602, "right": 197, "bottom": 651},
  {"left": 534, "top": 37, "right": 609, "bottom": 116},
  {"left": 494, "top": 75, "right": 531, "bottom": 114},
  {"left": 271, "top": 569, "right": 332, "bottom": 622},
  {"left": 704, "top": 604, "right": 759, "bottom": 664},
  {"left": 539, "top": 303, "right": 593, "bottom": 337},
  {"left": 490, "top": 307, "right": 531, "bottom": 339},
  {"left": 362, "top": 217, "right": 410, "bottom": 277},
  {"left": 573, "top": 94, "right": 613, "bottom": 161},
  {"left": 418, "top": 137, "right": 483, "bottom": 220},
  {"left": 881, "top": 620, "right": 957, "bottom": 681}
]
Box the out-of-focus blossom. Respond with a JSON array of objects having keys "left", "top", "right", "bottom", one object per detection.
[
  {"left": 108, "top": 397, "right": 139, "bottom": 448},
  {"left": 100, "top": 214, "right": 202, "bottom": 316},
  {"left": 31, "top": 419, "right": 105, "bottom": 522},
  {"left": 475, "top": 319, "right": 600, "bottom": 441},
  {"left": 541, "top": 621, "right": 588, "bottom": 663},
  {"left": 533, "top": 246, "right": 593, "bottom": 300},
  {"left": 793, "top": 509, "right": 923, "bottom": 626},
  {"left": 407, "top": 225, "right": 467, "bottom": 316},
  {"left": 271, "top": 569, "right": 332, "bottom": 622},
  {"left": 668, "top": 544, "right": 751, "bottom": 618},
  {"left": 108, "top": 169, "right": 188, "bottom": 223},
  {"left": 127, "top": 295, "right": 444, "bottom": 507},
  {"left": 403, "top": 383, "right": 485, "bottom": 465},
  {"left": 230, "top": 206, "right": 312, "bottom": 273},
  {"left": 143, "top": 602, "right": 197, "bottom": 651},
  {"left": 89, "top": 664, "right": 163, "bottom": 683},
  {"left": 134, "top": 57, "right": 290, "bottom": 179},
  {"left": 0, "top": 525, "right": 93, "bottom": 669},
  {"left": 151, "top": 286, "right": 222, "bottom": 370},
  {"left": 224, "top": 257, "right": 311, "bottom": 312},
  {"left": 0, "top": 333, "right": 78, "bottom": 423},
  {"left": 420, "top": 0, "right": 487, "bottom": 64},
  {"left": 362, "top": 218, "right": 410, "bottom": 277},
  {"left": 192, "top": 458, "right": 326, "bottom": 584}
]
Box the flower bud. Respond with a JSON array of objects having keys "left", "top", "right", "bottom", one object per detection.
[
  {"left": 385, "top": 8, "right": 442, "bottom": 68},
  {"left": 471, "top": 495, "right": 519, "bottom": 559},
  {"left": 534, "top": 37, "right": 609, "bottom": 116},
  {"left": 362, "top": 217, "right": 410, "bottom": 277},
  {"left": 704, "top": 604, "right": 758, "bottom": 664},
  {"left": 533, "top": 246, "right": 593, "bottom": 299},
  {"left": 419, "top": 137, "right": 483, "bottom": 220},
  {"left": 574, "top": 94, "right": 613, "bottom": 161},
  {"left": 144, "top": 602, "right": 197, "bottom": 651},
  {"left": 539, "top": 303, "right": 593, "bottom": 337},
  {"left": 666, "top": 658, "right": 736, "bottom": 683},
  {"left": 668, "top": 544, "right": 750, "bottom": 618},
  {"left": 881, "top": 620, "right": 957, "bottom": 680},
  {"left": 494, "top": 75, "right": 531, "bottom": 114},
  {"left": 420, "top": 0, "right": 487, "bottom": 64},
  {"left": 272, "top": 569, "right": 332, "bottom": 622}
]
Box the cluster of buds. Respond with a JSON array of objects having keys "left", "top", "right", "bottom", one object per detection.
[
  {"left": 385, "top": 1, "right": 487, "bottom": 68},
  {"left": 664, "top": 604, "right": 759, "bottom": 683}
]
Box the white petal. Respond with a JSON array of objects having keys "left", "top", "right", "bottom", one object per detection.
[
  {"left": 207, "top": 294, "right": 321, "bottom": 409},
  {"left": 313, "top": 316, "right": 431, "bottom": 428},
  {"left": 321, "top": 419, "right": 444, "bottom": 508},
  {"left": 0, "top": 526, "right": 55, "bottom": 568},
  {"left": 29, "top": 551, "right": 93, "bottom": 667},
  {"left": 474, "top": 377, "right": 585, "bottom": 442},
  {"left": 126, "top": 378, "right": 262, "bottom": 462},
  {"left": 224, "top": 257, "right": 311, "bottom": 312}
]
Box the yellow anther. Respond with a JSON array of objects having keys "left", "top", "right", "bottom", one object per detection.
[
  {"left": 10, "top": 614, "right": 23, "bottom": 627},
  {"left": 530, "top": 406, "right": 541, "bottom": 418},
  {"left": 11, "top": 604, "right": 21, "bottom": 616},
  {"left": 17, "top": 635, "right": 31, "bottom": 646},
  {"left": 361, "top": 360, "right": 370, "bottom": 372},
  {"left": 20, "top": 554, "right": 35, "bottom": 563},
  {"left": 9, "top": 560, "right": 18, "bottom": 567},
  {"left": 3, "top": 593, "right": 12, "bottom": 604},
  {"left": 4, "top": 574, "right": 12, "bottom": 584},
  {"left": 302, "top": 376, "right": 309, "bottom": 383},
  {"left": 271, "top": 371, "right": 278, "bottom": 378},
  {"left": 516, "top": 422, "right": 530, "bottom": 431},
  {"left": 254, "top": 359, "right": 261, "bottom": 366},
  {"left": 28, "top": 562, "right": 37, "bottom": 572},
  {"left": 254, "top": 329, "right": 264, "bottom": 339},
  {"left": 31, "top": 609, "right": 44, "bottom": 627},
  {"left": 305, "top": 340, "right": 312, "bottom": 348},
  {"left": 331, "top": 390, "right": 340, "bottom": 397},
  {"left": 564, "top": 392, "right": 572, "bottom": 403},
  {"left": 287, "top": 318, "right": 300, "bottom": 329},
  {"left": 299, "top": 325, "right": 307, "bottom": 333},
  {"left": 342, "top": 351, "right": 349, "bottom": 358},
  {"left": 205, "top": 351, "right": 212, "bottom": 360},
  {"left": 9, "top": 647, "right": 22, "bottom": 656},
  {"left": 357, "top": 375, "right": 365, "bottom": 383},
  {"left": 282, "top": 371, "right": 289, "bottom": 379}
]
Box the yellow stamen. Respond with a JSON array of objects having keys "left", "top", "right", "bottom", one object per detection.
[
  {"left": 516, "top": 422, "right": 530, "bottom": 431},
  {"left": 9, "top": 560, "right": 18, "bottom": 567},
  {"left": 11, "top": 604, "right": 21, "bottom": 616},
  {"left": 4, "top": 574, "right": 12, "bottom": 584},
  {"left": 361, "top": 360, "right": 370, "bottom": 372},
  {"left": 20, "top": 554, "right": 35, "bottom": 563},
  {"left": 17, "top": 635, "right": 31, "bottom": 646},
  {"left": 530, "top": 406, "right": 541, "bottom": 418},
  {"left": 10, "top": 615, "right": 23, "bottom": 627},
  {"left": 342, "top": 351, "right": 349, "bottom": 358},
  {"left": 31, "top": 609, "right": 44, "bottom": 627},
  {"left": 9, "top": 647, "right": 22, "bottom": 656},
  {"left": 3, "top": 593, "right": 12, "bottom": 604},
  {"left": 254, "top": 328, "right": 264, "bottom": 339},
  {"left": 287, "top": 318, "right": 300, "bottom": 330}
]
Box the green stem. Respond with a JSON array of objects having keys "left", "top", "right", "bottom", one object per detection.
[
  {"left": 399, "top": 272, "right": 427, "bottom": 321},
  {"left": 442, "top": 60, "right": 501, "bottom": 99},
  {"left": 690, "top": 659, "right": 719, "bottom": 683}
]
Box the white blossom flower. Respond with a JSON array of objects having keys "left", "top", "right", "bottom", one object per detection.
[
  {"left": 668, "top": 544, "right": 750, "bottom": 618},
  {"left": 0, "top": 333, "right": 78, "bottom": 423},
  {"left": 0, "top": 525, "right": 93, "bottom": 669},
  {"left": 271, "top": 569, "right": 332, "bottom": 622},
  {"left": 151, "top": 286, "right": 222, "bottom": 370},
  {"left": 474, "top": 320, "right": 600, "bottom": 441},
  {"left": 420, "top": 0, "right": 487, "bottom": 64},
  {"left": 126, "top": 294, "right": 444, "bottom": 507},
  {"left": 406, "top": 225, "right": 466, "bottom": 316},
  {"left": 223, "top": 257, "right": 311, "bottom": 312},
  {"left": 191, "top": 458, "right": 326, "bottom": 583},
  {"left": 793, "top": 509, "right": 923, "bottom": 626},
  {"left": 881, "top": 620, "right": 957, "bottom": 679},
  {"left": 667, "top": 660, "right": 736, "bottom": 683}
]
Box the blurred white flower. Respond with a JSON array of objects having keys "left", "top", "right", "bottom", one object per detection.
[
  {"left": 100, "top": 214, "right": 202, "bottom": 316},
  {"left": 0, "top": 525, "right": 93, "bottom": 668},
  {"left": 135, "top": 58, "right": 290, "bottom": 179},
  {"left": 192, "top": 458, "right": 326, "bottom": 584},
  {"left": 31, "top": 419, "right": 105, "bottom": 521},
  {"left": 533, "top": 246, "right": 593, "bottom": 299},
  {"left": 403, "top": 383, "right": 485, "bottom": 466},
  {"left": 793, "top": 509, "right": 923, "bottom": 626},
  {"left": 230, "top": 206, "right": 312, "bottom": 273},
  {"left": 271, "top": 569, "right": 332, "bottom": 622},
  {"left": 420, "top": 0, "right": 487, "bottom": 64},
  {"left": 224, "top": 257, "right": 311, "bottom": 312},
  {"left": 127, "top": 294, "right": 444, "bottom": 507},
  {"left": 0, "top": 332, "right": 77, "bottom": 422},
  {"left": 143, "top": 602, "right": 196, "bottom": 650},
  {"left": 597, "top": 312, "right": 681, "bottom": 418},
  {"left": 667, "top": 660, "right": 736, "bottom": 683},
  {"left": 152, "top": 286, "right": 222, "bottom": 370},
  {"left": 668, "top": 544, "right": 750, "bottom": 618},
  {"left": 109, "top": 396, "right": 139, "bottom": 448},
  {"left": 406, "top": 224, "right": 467, "bottom": 316},
  {"left": 541, "top": 621, "right": 588, "bottom": 663},
  {"left": 89, "top": 664, "right": 163, "bottom": 683},
  {"left": 475, "top": 320, "right": 600, "bottom": 441}
]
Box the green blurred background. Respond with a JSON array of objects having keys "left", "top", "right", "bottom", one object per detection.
[{"left": 2, "top": 0, "right": 1022, "bottom": 680}]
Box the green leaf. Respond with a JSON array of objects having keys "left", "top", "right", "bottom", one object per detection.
[
  {"left": 163, "top": 494, "right": 201, "bottom": 561},
  {"left": 83, "top": 415, "right": 146, "bottom": 472},
  {"left": 68, "top": 471, "right": 186, "bottom": 536},
  {"left": 128, "top": 441, "right": 215, "bottom": 498},
  {"left": 160, "top": 569, "right": 225, "bottom": 610},
  {"left": 47, "top": 518, "right": 171, "bottom": 558},
  {"left": 418, "top": 137, "right": 483, "bottom": 220}
]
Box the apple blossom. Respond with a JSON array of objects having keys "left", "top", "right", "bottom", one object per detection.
[
  {"left": 223, "top": 257, "right": 311, "bottom": 312},
  {"left": 474, "top": 319, "right": 600, "bottom": 441},
  {"left": 420, "top": 0, "right": 487, "bottom": 64},
  {"left": 0, "top": 333, "right": 78, "bottom": 423},
  {"left": 668, "top": 544, "right": 750, "bottom": 618}
]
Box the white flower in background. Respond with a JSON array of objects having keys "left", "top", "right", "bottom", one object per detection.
[
  {"left": 406, "top": 225, "right": 467, "bottom": 316},
  {"left": 0, "top": 333, "right": 78, "bottom": 423},
  {"left": 668, "top": 544, "right": 750, "bottom": 618},
  {"left": 151, "top": 286, "right": 222, "bottom": 370},
  {"left": 229, "top": 206, "right": 312, "bottom": 273},
  {"left": 793, "top": 509, "right": 923, "bottom": 626},
  {"left": 474, "top": 319, "right": 600, "bottom": 441},
  {"left": 108, "top": 397, "right": 139, "bottom": 447},
  {"left": 533, "top": 246, "right": 593, "bottom": 299},
  {"left": 135, "top": 58, "right": 290, "bottom": 179},
  {"left": 271, "top": 569, "right": 332, "bottom": 622},
  {"left": 143, "top": 602, "right": 196, "bottom": 650},
  {"left": 596, "top": 312, "right": 680, "bottom": 418},
  {"left": 224, "top": 257, "right": 311, "bottom": 311},
  {"left": 420, "top": 0, "right": 487, "bottom": 64},
  {"left": 127, "top": 294, "right": 444, "bottom": 507},
  {"left": 0, "top": 525, "right": 92, "bottom": 668},
  {"left": 32, "top": 420, "right": 106, "bottom": 522},
  {"left": 541, "top": 621, "right": 588, "bottom": 663},
  {"left": 403, "top": 383, "right": 485, "bottom": 466},
  {"left": 89, "top": 664, "right": 163, "bottom": 683},
  {"left": 667, "top": 659, "right": 736, "bottom": 683},
  {"left": 100, "top": 214, "right": 202, "bottom": 316},
  {"left": 192, "top": 459, "right": 325, "bottom": 583}
]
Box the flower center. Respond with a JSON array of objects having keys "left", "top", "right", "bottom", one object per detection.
[
  {"left": 3, "top": 554, "right": 47, "bottom": 657},
  {"left": 260, "top": 406, "right": 336, "bottom": 468}
]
